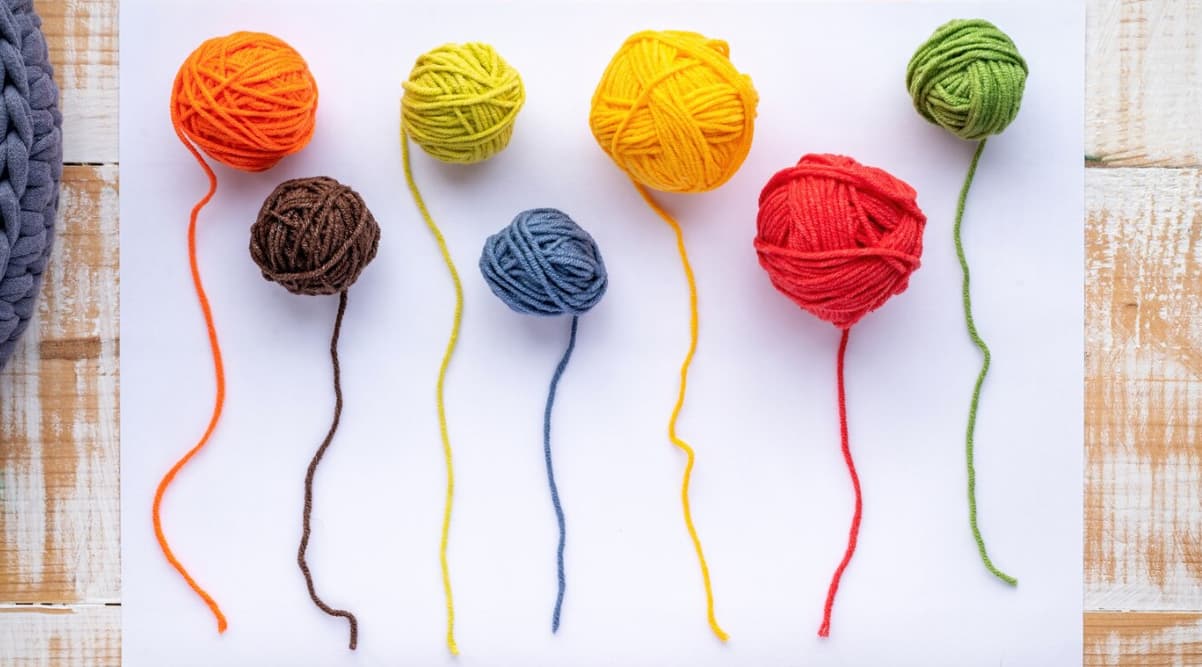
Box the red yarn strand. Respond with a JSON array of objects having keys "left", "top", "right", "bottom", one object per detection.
[
  {"left": 151, "top": 125, "right": 228, "bottom": 633},
  {"left": 819, "top": 327, "right": 861, "bottom": 638}
]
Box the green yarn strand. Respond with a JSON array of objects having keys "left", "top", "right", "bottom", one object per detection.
[{"left": 956, "top": 139, "right": 1016, "bottom": 587}]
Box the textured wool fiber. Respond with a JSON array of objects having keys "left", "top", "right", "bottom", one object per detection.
[
  {"left": 590, "top": 30, "right": 757, "bottom": 194},
  {"left": 402, "top": 42, "right": 524, "bottom": 164},
  {"left": 400, "top": 41, "right": 526, "bottom": 656},
  {"left": 588, "top": 29, "right": 759, "bottom": 642},
  {"left": 252, "top": 176, "right": 380, "bottom": 651},
  {"left": 154, "top": 31, "right": 318, "bottom": 638},
  {"left": 755, "top": 154, "right": 925, "bottom": 329},
  {"left": 0, "top": 0, "right": 63, "bottom": 369},
  {"left": 755, "top": 154, "right": 926, "bottom": 638},
  {"left": 907, "top": 18, "right": 1028, "bottom": 587},
  {"left": 480, "top": 208, "right": 607, "bottom": 633}
]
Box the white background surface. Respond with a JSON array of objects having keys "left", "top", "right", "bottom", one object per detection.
[{"left": 120, "top": 1, "right": 1084, "bottom": 665}]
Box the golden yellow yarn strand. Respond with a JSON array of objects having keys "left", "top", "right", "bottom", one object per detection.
[
  {"left": 401, "top": 132, "right": 462, "bottom": 656},
  {"left": 591, "top": 30, "right": 756, "bottom": 641},
  {"left": 634, "top": 183, "right": 729, "bottom": 641}
]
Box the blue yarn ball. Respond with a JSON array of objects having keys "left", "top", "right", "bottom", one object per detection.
[{"left": 480, "top": 208, "right": 607, "bottom": 317}]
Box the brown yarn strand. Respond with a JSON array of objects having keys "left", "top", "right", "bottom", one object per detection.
[
  {"left": 252, "top": 176, "right": 379, "bottom": 651},
  {"left": 296, "top": 290, "right": 359, "bottom": 650}
]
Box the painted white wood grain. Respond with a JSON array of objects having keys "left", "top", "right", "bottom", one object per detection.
[
  {"left": 0, "top": 606, "right": 120, "bottom": 666},
  {"left": 1086, "top": 612, "right": 1202, "bottom": 665},
  {"left": 1086, "top": 167, "right": 1202, "bottom": 613},
  {"left": 0, "top": 165, "right": 120, "bottom": 604},
  {"left": 1087, "top": 0, "right": 1202, "bottom": 166}
]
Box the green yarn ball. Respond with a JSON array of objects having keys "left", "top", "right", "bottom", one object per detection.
[
  {"left": 905, "top": 19, "right": 1028, "bottom": 141},
  {"left": 402, "top": 42, "right": 525, "bottom": 164}
]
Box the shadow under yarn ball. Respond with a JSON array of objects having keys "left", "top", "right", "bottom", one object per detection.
[
  {"left": 251, "top": 177, "right": 380, "bottom": 295},
  {"left": 480, "top": 208, "right": 607, "bottom": 317},
  {"left": 402, "top": 42, "right": 525, "bottom": 164}
]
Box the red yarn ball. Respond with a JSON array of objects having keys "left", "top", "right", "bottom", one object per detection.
[{"left": 755, "top": 154, "right": 926, "bottom": 329}]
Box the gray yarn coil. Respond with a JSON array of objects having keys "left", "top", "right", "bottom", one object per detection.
[
  {"left": 0, "top": 0, "right": 62, "bottom": 368},
  {"left": 480, "top": 208, "right": 607, "bottom": 317}
]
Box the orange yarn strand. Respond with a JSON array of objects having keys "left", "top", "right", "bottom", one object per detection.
[
  {"left": 152, "top": 126, "right": 228, "bottom": 632},
  {"left": 156, "top": 32, "right": 318, "bottom": 634}
]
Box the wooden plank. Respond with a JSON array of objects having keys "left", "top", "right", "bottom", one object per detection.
[
  {"left": 0, "top": 2, "right": 121, "bottom": 661},
  {"left": 0, "top": 165, "right": 120, "bottom": 604},
  {"left": 0, "top": 605, "right": 120, "bottom": 666},
  {"left": 1086, "top": 166, "right": 1202, "bottom": 612},
  {"left": 1086, "top": 0, "right": 1202, "bottom": 167},
  {"left": 39, "top": 0, "right": 119, "bottom": 165},
  {"left": 1086, "top": 612, "right": 1202, "bottom": 665}
]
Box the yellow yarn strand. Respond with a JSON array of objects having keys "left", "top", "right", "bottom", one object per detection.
[
  {"left": 634, "top": 182, "right": 728, "bottom": 642},
  {"left": 401, "top": 131, "right": 461, "bottom": 656},
  {"left": 589, "top": 29, "right": 755, "bottom": 642}
]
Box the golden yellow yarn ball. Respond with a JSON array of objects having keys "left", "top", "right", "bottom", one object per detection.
[
  {"left": 402, "top": 42, "right": 525, "bottom": 164},
  {"left": 589, "top": 30, "right": 758, "bottom": 194}
]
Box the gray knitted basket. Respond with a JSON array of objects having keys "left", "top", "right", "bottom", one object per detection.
[{"left": 0, "top": 0, "right": 62, "bottom": 368}]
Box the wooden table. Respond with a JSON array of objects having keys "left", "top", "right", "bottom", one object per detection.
[{"left": 0, "top": 0, "right": 1198, "bottom": 663}]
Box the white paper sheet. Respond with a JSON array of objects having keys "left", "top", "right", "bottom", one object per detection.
[{"left": 120, "top": 1, "right": 1084, "bottom": 664}]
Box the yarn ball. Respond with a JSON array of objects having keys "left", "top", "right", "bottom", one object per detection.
[
  {"left": 172, "top": 32, "right": 319, "bottom": 172},
  {"left": 480, "top": 208, "right": 607, "bottom": 317},
  {"left": 0, "top": 0, "right": 62, "bottom": 368},
  {"left": 402, "top": 43, "right": 525, "bottom": 164},
  {"left": 755, "top": 154, "right": 926, "bottom": 330},
  {"left": 251, "top": 177, "right": 380, "bottom": 296},
  {"left": 589, "top": 30, "right": 758, "bottom": 194},
  {"left": 906, "top": 19, "right": 1028, "bottom": 141}
]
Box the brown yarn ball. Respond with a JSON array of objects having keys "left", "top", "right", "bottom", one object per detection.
[{"left": 251, "top": 177, "right": 380, "bottom": 295}]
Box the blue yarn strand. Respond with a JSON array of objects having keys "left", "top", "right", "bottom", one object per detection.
[
  {"left": 478, "top": 208, "right": 605, "bottom": 634},
  {"left": 545, "top": 315, "right": 578, "bottom": 633}
]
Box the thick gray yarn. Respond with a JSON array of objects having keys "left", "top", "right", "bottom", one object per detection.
[
  {"left": 0, "top": 0, "right": 62, "bottom": 368},
  {"left": 479, "top": 208, "right": 607, "bottom": 317}
]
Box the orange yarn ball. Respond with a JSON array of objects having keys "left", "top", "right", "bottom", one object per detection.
[{"left": 171, "top": 32, "right": 319, "bottom": 172}]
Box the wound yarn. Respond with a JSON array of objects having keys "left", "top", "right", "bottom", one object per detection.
[
  {"left": 755, "top": 154, "right": 925, "bottom": 637},
  {"left": 400, "top": 41, "right": 525, "bottom": 656},
  {"left": 906, "top": 19, "right": 1027, "bottom": 142},
  {"left": 252, "top": 176, "right": 380, "bottom": 651},
  {"left": 590, "top": 29, "right": 758, "bottom": 642},
  {"left": 756, "top": 155, "right": 925, "bottom": 330},
  {"left": 481, "top": 208, "right": 608, "bottom": 317},
  {"left": 590, "top": 30, "right": 756, "bottom": 193},
  {"left": 0, "top": 0, "right": 63, "bottom": 369},
  {"left": 171, "top": 32, "right": 319, "bottom": 171},
  {"left": 403, "top": 42, "right": 525, "bottom": 164},
  {"left": 251, "top": 177, "right": 379, "bottom": 296},
  {"left": 907, "top": 19, "right": 1027, "bottom": 586},
  {"left": 479, "top": 208, "right": 608, "bottom": 633},
  {"left": 155, "top": 31, "right": 318, "bottom": 636}
]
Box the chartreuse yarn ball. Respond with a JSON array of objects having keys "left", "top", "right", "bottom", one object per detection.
[{"left": 401, "top": 42, "right": 525, "bottom": 164}]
